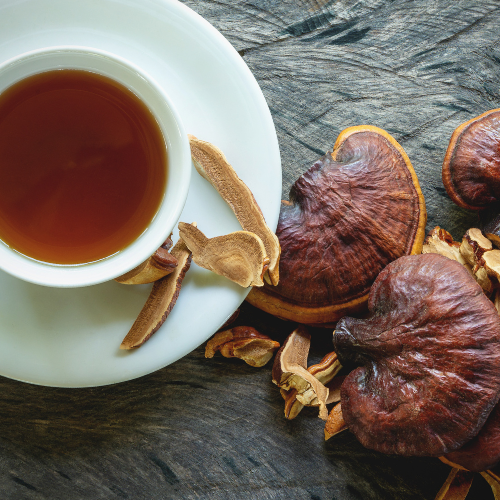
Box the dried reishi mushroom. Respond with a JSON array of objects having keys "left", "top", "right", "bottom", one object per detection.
[
  {"left": 434, "top": 468, "right": 474, "bottom": 500},
  {"left": 445, "top": 403, "right": 500, "bottom": 472},
  {"left": 460, "top": 228, "right": 492, "bottom": 266},
  {"left": 442, "top": 109, "right": 500, "bottom": 210},
  {"left": 205, "top": 326, "right": 279, "bottom": 367},
  {"left": 333, "top": 253, "right": 500, "bottom": 456},
  {"left": 120, "top": 238, "right": 192, "bottom": 349},
  {"left": 324, "top": 403, "right": 348, "bottom": 441},
  {"left": 115, "top": 237, "right": 178, "bottom": 285},
  {"left": 178, "top": 222, "right": 269, "bottom": 287},
  {"left": 247, "top": 126, "right": 426, "bottom": 326},
  {"left": 272, "top": 326, "right": 329, "bottom": 420},
  {"left": 189, "top": 136, "right": 280, "bottom": 285},
  {"left": 281, "top": 351, "right": 341, "bottom": 420},
  {"left": 422, "top": 227, "right": 470, "bottom": 269}
]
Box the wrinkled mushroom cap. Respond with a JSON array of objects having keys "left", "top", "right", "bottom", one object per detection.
[
  {"left": 442, "top": 109, "right": 500, "bottom": 210},
  {"left": 247, "top": 126, "right": 426, "bottom": 325},
  {"left": 334, "top": 253, "right": 500, "bottom": 457},
  {"left": 445, "top": 402, "right": 500, "bottom": 472}
]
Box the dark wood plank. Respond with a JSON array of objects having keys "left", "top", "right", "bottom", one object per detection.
[{"left": 1, "top": 1, "right": 499, "bottom": 499}]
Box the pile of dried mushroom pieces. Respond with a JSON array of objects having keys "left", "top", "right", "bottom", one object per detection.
[{"left": 117, "top": 110, "right": 500, "bottom": 500}]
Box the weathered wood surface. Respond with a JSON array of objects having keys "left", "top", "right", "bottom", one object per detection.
[{"left": 1, "top": 0, "right": 500, "bottom": 498}]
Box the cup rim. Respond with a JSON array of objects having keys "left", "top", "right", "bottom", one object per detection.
[{"left": 0, "top": 45, "right": 191, "bottom": 287}]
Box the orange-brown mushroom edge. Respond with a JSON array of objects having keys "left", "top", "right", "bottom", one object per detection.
[
  {"left": 442, "top": 109, "right": 500, "bottom": 211},
  {"left": 247, "top": 125, "right": 427, "bottom": 326}
]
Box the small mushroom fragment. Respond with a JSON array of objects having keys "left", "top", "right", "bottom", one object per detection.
[
  {"left": 434, "top": 468, "right": 474, "bottom": 500},
  {"left": 247, "top": 126, "right": 426, "bottom": 326},
  {"left": 115, "top": 238, "right": 178, "bottom": 285},
  {"left": 422, "top": 227, "right": 470, "bottom": 268},
  {"left": 442, "top": 109, "right": 500, "bottom": 210},
  {"left": 460, "top": 228, "right": 492, "bottom": 266},
  {"left": 281, "top": 351, "right": 342, "bottom": 420},
  {"left": 189, "top": 136, "right": 280, "bottom": 285},
  {"left": 272, "top": 326, "right": 329, "bottom": 420},
  {"left": 333, "top": 253, "right": 500, "bottom": 457},
  {"left": 178, "top": 222, "right": 269, "bottom": 287},
  {"left": 120, "top": 238, "right": 192, "bottom": 349},
  {"left": 205, "top": 326, "right": 279, "bottom": 367},
  {"left": 324, "top": 403, "right": 348, "bottom": 441}
]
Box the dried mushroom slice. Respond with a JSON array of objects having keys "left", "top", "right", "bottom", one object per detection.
[
  {"left": 442, "top": 109, "right": 500, "bottom": 210},
  {"left": 189, "top": 136, "right": 280, "bottom": 285},
  {"left": 333, "top": 253, "right": 500, "bottom": 457},
  {"left": 205, "top": 326, "right": 279, "bottom": 367},
  {"left": 422, "top": 227, "right": 469, "bottom": 267},
  {"left": 272, "top": 326, "right": 329, "bottom": 420},
  {"left": 120, "top": 238, "right": 192, "bottom": 349},
  {"left": 445, "top": 403, "right": 500, "bottom": 472},
  {"left": 115, "top": 238, "right": 178, "bottom": 285},
  {"left": 247, "top": 126, "right": 426, "bottom": 326},
  {"left": 178, "top": 222, "right": 269, "bottom": 287}
]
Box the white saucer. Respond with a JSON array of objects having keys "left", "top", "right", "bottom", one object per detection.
[{"left": 0, "top": 0, "right": 281, "bottom": 387}]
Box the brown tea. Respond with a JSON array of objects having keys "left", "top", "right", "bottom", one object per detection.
[{"left": 0, "top": 69, "right": 167, "bottom": 264}]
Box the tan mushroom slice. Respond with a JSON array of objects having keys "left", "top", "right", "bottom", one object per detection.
[
  {"left": 115, "top": 238, "right": 178, "bottom": 285},
  {"left": 272, "top": 326, "right": 329, "bottom": 420},
  {"left": 189, "top": 136, "right": 280, "bottom": 286},
  {"left": 422, "top": 227, "right": 471, "bottom": 270},
  {"left": 324, "top": 403, "right": 348, "bottom": 441},
  {"left": 247, "top": 126, "right": 426, "bottom": 326},
  {"left": 482, "top": 471, "right": 500, "bottom": 499},
  {"left": 178, "top": 222, "right": 269, "bottom": 287},
  {"left": 434, "top": 468, "right": 474, "bottom": 500},
  {"left": 205, "top": 326, "right": 279, "bottom": 367},
  {"left": 460, "top": 228, "right": 492, "bottom": 266},
  {"left": 120, "top": 238, "right": 192, "bottom": 349},
  {"left": 281, "top": 351, "right": 342, "bottom": 419}
]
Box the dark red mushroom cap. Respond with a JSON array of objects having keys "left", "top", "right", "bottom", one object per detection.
[
  {"left": 247, "top": 126, "right": 426, "bottom": 326},
  {"left": 442, "top": 109, "right": 500, "bottom": 210},
  {"left": 445, "top": 401, "right": 500, "bottom": 472},
  {"left": 333, "top": 253, "right": 500, "bottom": 457}
]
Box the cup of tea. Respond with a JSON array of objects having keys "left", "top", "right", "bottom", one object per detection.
[{"left": 0, "top": 46, "right": 191, "bottom": 287}]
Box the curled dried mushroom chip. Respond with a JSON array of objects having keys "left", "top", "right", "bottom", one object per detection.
[
  {"left": 248, "top": 126, "right": 426, "bottom": 326},
  {"left": 333, "top": 253, "right": 500, "bottom": 457}
]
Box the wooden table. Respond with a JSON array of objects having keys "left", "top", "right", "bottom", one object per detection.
[{"left": 1, "top": 1, "right": 498, "bottom": 498}]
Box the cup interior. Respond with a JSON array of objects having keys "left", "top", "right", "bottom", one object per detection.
[{"left": 0, "top": 46, "right": 191, "bottom": 287}]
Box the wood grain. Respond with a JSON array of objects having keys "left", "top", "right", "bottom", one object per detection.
[{"left": 1, "top": 1, "right": 499, "bottom": 498}]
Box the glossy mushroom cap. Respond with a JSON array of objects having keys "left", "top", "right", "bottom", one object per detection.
[
  {"left": 247, "top": 126, "right": 426, "bottom": 326},
  {"left": 443, "top": 109, "right": 500, "bottom": 210},
  {"left": 333, "top": 253, "right": 500, "bottom": 457},
  {"left": 445, "top": 402, "right": 500, "bottom": 472}
]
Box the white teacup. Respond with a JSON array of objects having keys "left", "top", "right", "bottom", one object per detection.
[{"left": 0, "top": 46, "right": 191, "bottom": 287}]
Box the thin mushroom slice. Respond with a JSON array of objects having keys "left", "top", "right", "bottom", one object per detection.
[
  {"left": 247, "top": 125, "right": 426, "bottom": 326},
  {"left": 482, "top": 471, "right": 500, "bottom": 500},
  {"left": 188, "top": 136, "right": 280, "bottom": 285},
  {"left": 442, "top": 109, "right": 500, "bottom": 210},
  {"left": 205, "top": 326, "right": 279, "bottom": 367},
  {"left": 272, "top": 326, "right": 329, "bottom": 420},
  {"left": 281, "top": 351, "right": 342, "bottom": 419},
  {"left": 178, "top": 222, "right": 269, "bottom": 287},
  {"left": 334, "top": 253, "right": 500, "bottom": 457},
  {"left": 120, "top": 238, "right": 192, "bottom": 349},
  {"left": 324, "top": 403, "right": 348, "bottom": 441},
  {"left": 434, "top": 468, "right": 474, "bottom": 500},
  {"left": 115, "top": 237, "right": 178, "bottom": 285}
]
